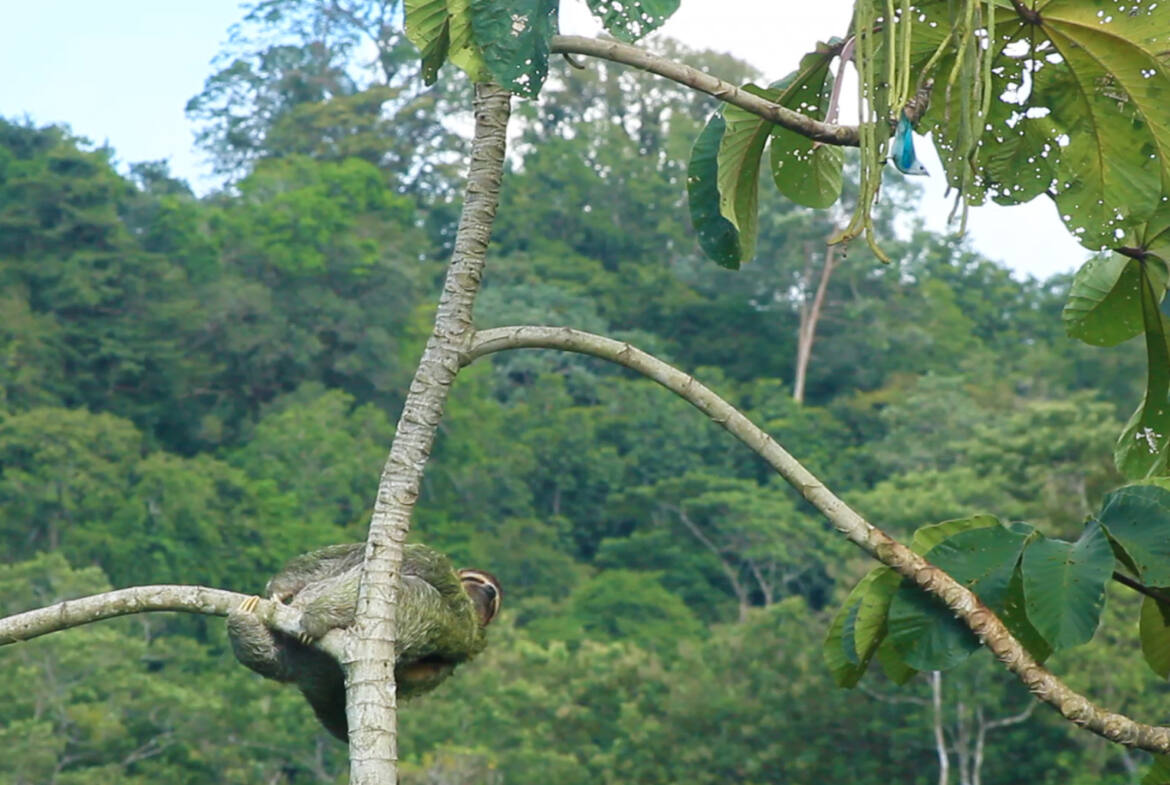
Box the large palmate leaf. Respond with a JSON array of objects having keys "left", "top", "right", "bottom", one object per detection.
[
  {"left": 584, "top": 0, "right": 679, "bottom": 41},
  {"left": 470, "top": 0, "right": 558, "bottom": 98},
  {"left": 769, "top": 41, "right": 845, "bottom": 209},
  {"left": 1019, "top": 522, "right": 1114, "bottom": 650},
  {"left": 1063, "top": 253, "right": 1168, "bottom": 347},
  {"left": 687, "top": 114, "right": 741, "bottom": 269},
  {"left": 1115, "top": 266, "right": 1170, "bottom": 478},
  {"left": 910, "top": 514, "right": 999, "bottom": 554},
  {"left": 888, "top": 523, "right": 1029, "bottom": 671},
  {"left": 1034, "top": 0, "right": 1170, "bottom": 249},
  {"left": 1098, "top": 485, "right": 1170, "bottom": 584}
]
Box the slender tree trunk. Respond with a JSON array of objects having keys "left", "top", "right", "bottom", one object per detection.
[
  {"left": 346, "top": 83, "right": 511, "bottom": 785},
  {"left": 793, "top": 241, "right": 838, "bottom": 404},
  {"left": 932, "top": 671, "right": 950, "bottom": 785}
]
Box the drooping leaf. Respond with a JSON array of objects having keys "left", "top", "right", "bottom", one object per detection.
[
  {"left": 1019, "top": 522, "right": 1113, "bottom": 650},
  {"left": 584, "top": 0, "right": 679, "bottom": 41},
  {"left": 888, "top": 524, "right": 1028, "bottom": 671},
  {"left": 687, "top": 113, "right": 741, "bottom": 268},
  {"left": 470, "top": 0, "right": 558, "bottom": 98},
  {"left": 824, "top": 577, "right": 870, "bottom": 687},
  {"left": 1063, "top": 253, "right": 1167, "bottom": 347},
  {"left": 405, "top": 0, "right": 452, "bottom": 84},
  {"left": 718, "top": 84, "right": 778, "bottom": 264},
  {"left": 448, "top": 0, "right": 490, "bottom": 81},
  {"left": 1115, "top": 267, "right": 1170, "bottom": 478},
  {"left": 768, "top": 42, "right": 845, "bottom": 209},
  {"left": 1139, "top": 593, "right": 1170, "bottom": 678},
  {"left": 1098, "top": 485, "right": 1170, "bottom": 585},
  {"left": 854, "top": 566, "right": 901, "bottom": 663},
  {"left": 825, "top": 567, "right": 893, "bottom": 686}
]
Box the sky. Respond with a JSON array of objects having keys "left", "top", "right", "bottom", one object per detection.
[{"left": 0, "top": 0, "right": 1092, "bottom": 279}]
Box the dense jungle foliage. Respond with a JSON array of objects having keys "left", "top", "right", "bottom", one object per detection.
[{"left": 2, "top": 5, "right": 1166, "bottom": 783}]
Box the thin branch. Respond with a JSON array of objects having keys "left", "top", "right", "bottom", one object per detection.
[
  {"left": 464, "top": 325, "right": 1170, "bottom": 754},
  {"left": 0, "top": 585, "right": 345, "bottom": 660},
  {"left": 549, "top": 35, "right": 860, "bottom": 147},
  {"left": 1112, "top": 572, "right": 1170, "bottom": 606}
]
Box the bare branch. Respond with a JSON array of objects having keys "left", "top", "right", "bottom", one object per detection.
[
  {"left": 465, "top": 325, "right": 1170, "bottom": 754},
  {"left": 549, "top": 35, "right": 860, "bottom": 147},
  {"left": 0, "top": 585, "right": 345, "bottom": 660}
]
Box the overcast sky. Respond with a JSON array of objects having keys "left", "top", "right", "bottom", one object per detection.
[{"left": 0, "top": 0, "right": 1091, "bottom": 279}]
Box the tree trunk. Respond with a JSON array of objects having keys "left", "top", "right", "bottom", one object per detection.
[
  {"left": 793, "top": 241, "right": 838, "bottom": 404},
  {"left": 346, "top": 83, "right": 511, "bottom": 785}
]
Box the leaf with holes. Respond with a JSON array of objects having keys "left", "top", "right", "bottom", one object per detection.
[
  {"left": 986, "top": 116, "right": 1061, "bottom": 206},
  {"left": 769, "top": 42, "right": 844, "bottom": 209},
  {"left": 584, "top": 0, "right": 679, "bottom": 41},
  {"left": 1034, "top": 0, "right": 1170, "bottom": 249},
  {"left": 1020, "top": 522, "right": 1113, "bottom": 650},
  {"left": 470, "top": 0, "right": 558, "bottom": 98}
]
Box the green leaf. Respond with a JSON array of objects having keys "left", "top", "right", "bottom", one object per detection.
[
  {"left": 1019, "top": 522, "right": 1113, "bottom": 650},
  {"left": 687, "top": 114, "right": 741, "bottom": 268},
  {"left": 406, "top": 0, "right": 452, "bottom": 84},
  {"left": 470, "top": 0, "right": 558, "bottom": 98},
  {"left": 910, "top": 514, "right": 999, "bottom": 555},
  {"left": 1036, "top": 0, "right": 1170, "bottom": 248},
  {"left": 1000, "top": 564, "right": 1053, "bottom": 663},
  {"left": 854, "top": 567, "right": 901, "bottom": 662},
  {"left": 888, "top": 524, "right": 1028, "bottom": 671},
  {"left": 986, "top": 116, "right": 1061, "bottom": 206},
  {"left": 824, "top": 580, "right": 869, "bottom": 687},
  {"left": 875, "top": 638, "right": 918, "bottom": 685},
  {"left": 584, "top": 0, "right": 679, "bottom": 42},
  {"left": 448, "top": 0, "right": 490, "bottom": 81},
  {"left": 1098, "top": 485, "right": 1170, "bottom": 584},
  {"left": 718, "top": 84, "right": 777, "bottom": 264},
  {"left": 1140, "top": 593, "right": 1170, "bottom": 678},
  {"left": 1115, "top": 267, "right": 1170, "bottom": 478},
  {"left": 1063, "top": 253, "right": 1167, "bottom": 347},
  {"left": 768, "top": 43, "right": 845, "bottom": 209},
  {"left": 824, "top": 568, "right": 893, "bottom": 686}
]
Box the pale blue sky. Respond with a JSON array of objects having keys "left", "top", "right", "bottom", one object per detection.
[{"left": 2, "top": 0, "right": 1090, "bottom": 279}]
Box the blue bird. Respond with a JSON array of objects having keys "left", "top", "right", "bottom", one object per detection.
[{"left": 890, "top": 112, "right": 929, "bottom": 176}]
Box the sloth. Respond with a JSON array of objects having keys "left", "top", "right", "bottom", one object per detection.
[{"left": 227, "top": 543, "right": 501, "bottom": 741}]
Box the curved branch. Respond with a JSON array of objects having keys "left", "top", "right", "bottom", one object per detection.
[
  {"left": 465, "top": 325, "right": 1170, "bottom": 754},
  {"left": 549, "top": 35, "right": 860, "bottom": 147},
  {"left": 0, "top": 585, "right": 343, "bottom": 658}
]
